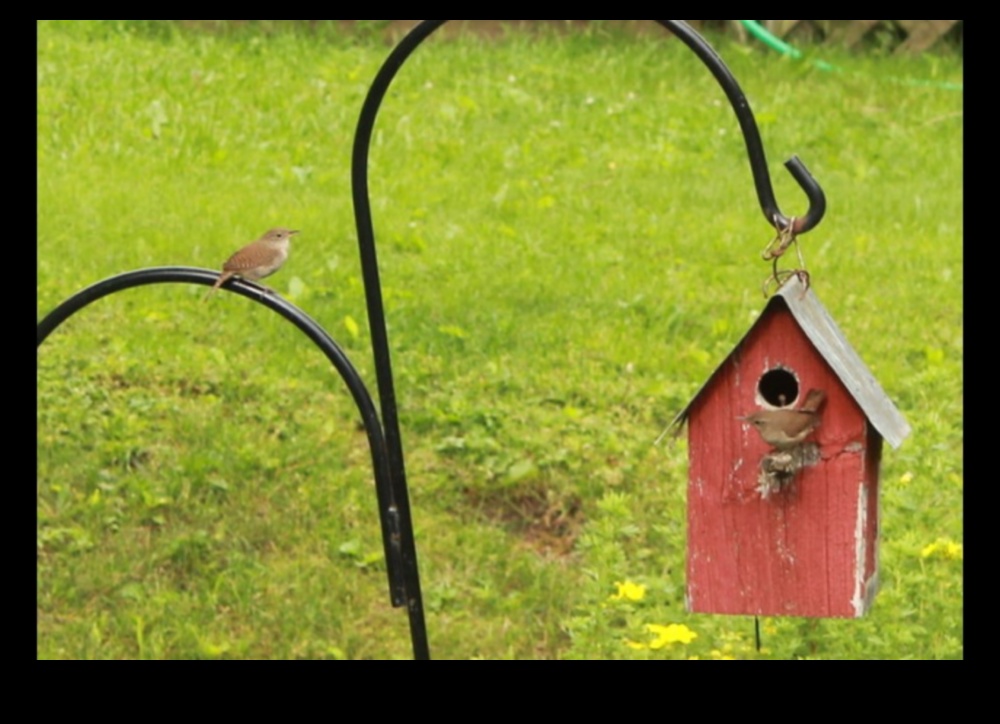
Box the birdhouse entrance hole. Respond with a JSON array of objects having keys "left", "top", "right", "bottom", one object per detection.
[
  {"left": 757, "top": 367, "right": 799, "bottom": 408},
  {"left": 750, "top": 367, "right": 821, "bottom": 498}
]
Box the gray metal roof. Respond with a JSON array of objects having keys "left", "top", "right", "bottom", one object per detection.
[{"left": 672, "top": 275, "right": 911, "bottom": 449}]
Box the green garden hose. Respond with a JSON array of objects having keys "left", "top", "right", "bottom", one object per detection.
[{"left": 738, "top": 19, "right": 962, "bottom": 91}]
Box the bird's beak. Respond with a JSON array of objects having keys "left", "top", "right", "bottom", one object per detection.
[{"left": 290, "top": 230, "right": 301, "bottom": 235}]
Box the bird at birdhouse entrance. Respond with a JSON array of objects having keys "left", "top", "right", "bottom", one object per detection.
[
  {"left": 742, "top": 388, "right": 825, "bottom": 449},
  {"left": 740, "top": 388, "right": 826, "bottom": 497}
]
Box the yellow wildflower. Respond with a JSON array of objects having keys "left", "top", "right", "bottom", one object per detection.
[
  {"left": 609, "top": 580, "right": 647, "bottom": 602},
  {"left": 646, "top": 623, "right": 697, "bottom": 648},
  {"left": 921, "top": 537, "right": 963, "bottom": 560}
]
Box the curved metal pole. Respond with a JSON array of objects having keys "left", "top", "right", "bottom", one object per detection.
[
  {"left": 350, "top": 19, "right": 826, "bottom": 563},
  {"left": 37, "top": 266, "right": 430, "bottom": 660},
  {"left": 656, "top": 20, "right": 826, "bottom": 234},
  {"left": 351, "top": 20, "right": 447, "bottom": 623}
]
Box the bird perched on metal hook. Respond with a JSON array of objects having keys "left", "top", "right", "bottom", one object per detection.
[{"left": 204, "top": 228, "right": 298, "bottom": 300}]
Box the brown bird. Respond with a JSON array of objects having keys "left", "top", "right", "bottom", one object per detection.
[
  {"left": 741, "top": 388, "right": 826, "bottom": 450},
  {"left": 204, "top": 228, "right": 298, "bottom": 300}
]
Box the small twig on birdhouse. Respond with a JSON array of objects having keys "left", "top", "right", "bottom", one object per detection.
[
  {"left": 654, "top": 412, "right": 687, "bottom": 446},
  {"left": 756, "top": 443, "right": 821, "bottom": 497}
]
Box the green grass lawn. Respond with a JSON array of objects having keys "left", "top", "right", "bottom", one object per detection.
[{"left": 37, "top": 20, "right": 962, "bottom": 659}]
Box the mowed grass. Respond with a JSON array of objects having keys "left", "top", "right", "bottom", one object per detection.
[{"left": 37, "top": 20, "right": 962, "bottom": 659}]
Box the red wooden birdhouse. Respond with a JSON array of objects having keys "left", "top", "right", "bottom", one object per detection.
[{"left": 674, "top": 275, "right": 909, "bottom": 618}]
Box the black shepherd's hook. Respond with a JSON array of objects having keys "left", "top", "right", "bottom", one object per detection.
[
  {"left": 346, "top": 19, "right": 827, "bottom": 658},
  {"left": 659, "top": 20, "right": 826, "bottom": 234},
  {"left": 38, "top": 267, "right": 431, "bottom": 660},
  {"left": 352, "top": 19, "right": 827, "bottom": 542}
]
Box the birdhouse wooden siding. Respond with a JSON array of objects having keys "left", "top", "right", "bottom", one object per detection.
[{"left": 677, "top": 276, "right": 909, "bottom": 619}]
